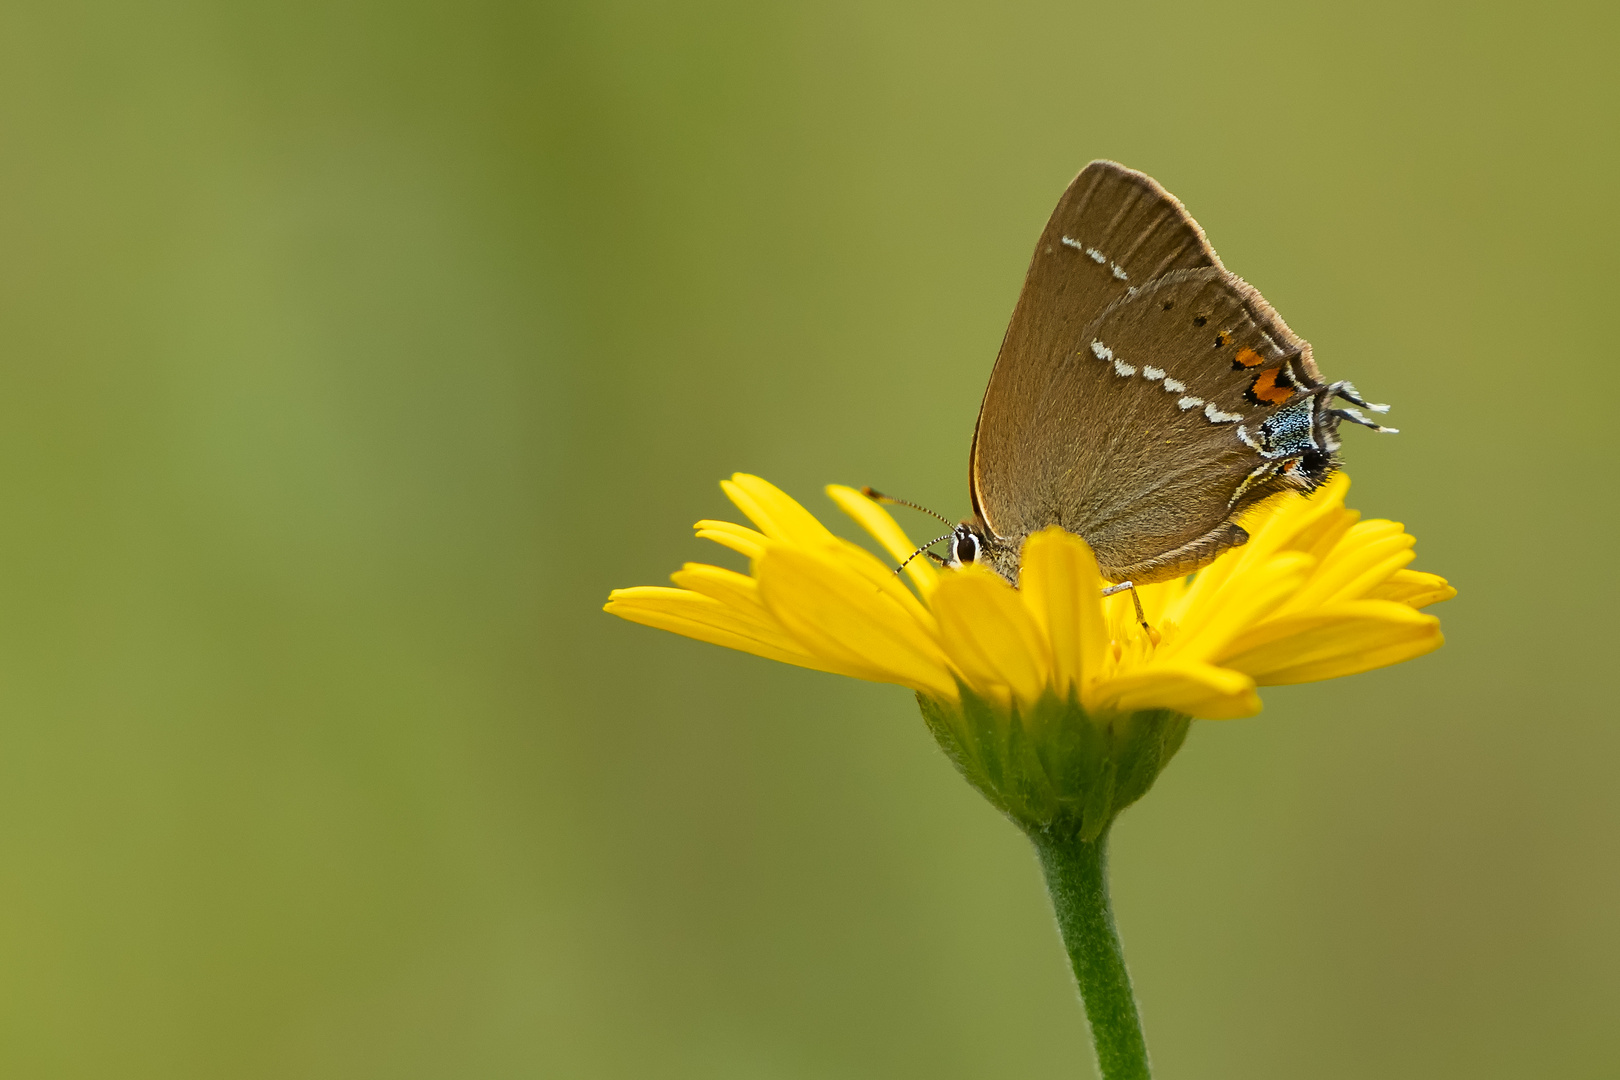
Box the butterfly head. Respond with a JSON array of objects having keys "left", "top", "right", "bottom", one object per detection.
[
  {"left": 943, "top": 517, "right": 1022, "bottom": 584},
  {"left": 947, "top": 523, "right": 981, "bottom": 566}
]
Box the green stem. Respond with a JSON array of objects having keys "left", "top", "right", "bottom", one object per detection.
[{"left": 1033, "top": 827, "right": 1151, "bottom": 1080}]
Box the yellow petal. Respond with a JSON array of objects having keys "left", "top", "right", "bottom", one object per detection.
[
  {"left": 671, "top": 562, "right": 770, "bottom": 614},
  {"left": 825, "top": 537, "right": 941, "bottom": 631},
  {"left": 1322, "top": 547, "right": 1417, "bottom": 606},
  {"left": 611, "top": 470, "right": 1450, "bottom": 725},
  {"left": 825, "top": 484, "right": 940, "bottom": 596},
  {"left": 1167, "top": 523, "right": 1270, "bottom": 622},
  {"left": 1255, "top": 628, "right": 1444, "bottom": 684},
  {"left": 755, "top": 546, "right": 958, "bottom": 700},
  {"left": 1133, "top": 575, "right": 1189, "bottom": 630},
  {"left": 604, "top": 587, "right": 868, "bottom": 678},
  {"left": 1290, "top": 505, "right": 1360, "bottom": 562},
  {"left": 722, "top": 474, "right": 838, "bottom": 547},
  {"left": 718, "top": 477, "right": 939, "bottom": 631},
  {"left": 929, "top": 565, "right": 1050, "bottom": 705},
  {"left": 1365, "top": 569, "right": 1457, "bottom": 609},
  {"left": 1275, "top": 526, "right": 1412, "bottom": 615},
  {"left": 1088, "top": 661, "right": 1261, "bottom": 720},
  {"left": 694, "top": 519, "right": 769, "bottom": 559},
  {"left": 1203, "top": 473, "right": 1350, "bottom": 591},
  {"left": 1217, "top": 600, "right": 1443, "bottom": 685},
  {"left": 1163, "top": 552, "right": 1314, "bottom": 663},
  {"left": 1247, "top": 473, "right": 1355, "bottom": 557},
  {"left": 1019, "top": 528, "right": 1108, "bottom": 696}
]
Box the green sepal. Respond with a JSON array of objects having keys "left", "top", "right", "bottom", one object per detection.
[
  {"left": 916, "top": 684, "right": 1190, "bottom": 842},
  {"left": 1080, "top": 757, "right": 1116, "bottom": 843}
]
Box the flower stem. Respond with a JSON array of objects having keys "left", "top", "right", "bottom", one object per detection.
[{"left": 1033, "top": 828, "right": 1151, "bottom": 1079}]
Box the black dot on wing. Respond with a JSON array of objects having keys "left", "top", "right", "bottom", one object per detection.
[
  {"left": 1161, "top": 300, "right": 1174, "bottom": 310},
  {"left": 1193, "top": 314, "right": 1208, "bottom": 326}
]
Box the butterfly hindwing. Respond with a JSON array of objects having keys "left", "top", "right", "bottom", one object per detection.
[
  {"left": 1068, "top": 269, "right": 1323, "bottom": 566},
  {"left": 988, "top": 266, "right": 1327, "bottom": 582}
]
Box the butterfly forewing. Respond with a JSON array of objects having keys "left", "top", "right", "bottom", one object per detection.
[{"left": 971, "top": 161, "right": 1223, "bottom": 540}]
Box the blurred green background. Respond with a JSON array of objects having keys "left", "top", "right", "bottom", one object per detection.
[{"left": 0, "top": 0, "right": 1614, "bottom": 1076}]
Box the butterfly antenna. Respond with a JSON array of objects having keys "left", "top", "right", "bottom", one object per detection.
[
  {"left": 861, "top": 487, "right": 957, "bottom": 530},
  {"left": 894, "top": 532, "right": 954, "bottom": 576}
]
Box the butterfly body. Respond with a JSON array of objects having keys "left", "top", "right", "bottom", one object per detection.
[{"left": 954, "top": 161, "right": 1392, "bottom": 586}]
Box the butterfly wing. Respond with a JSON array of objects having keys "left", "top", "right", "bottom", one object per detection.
[
  {"left": 970, "top": 161, "right": 1224, "bottom": 544},
  {"left": 984, "top": 262, "right": 1333, "bottom": 582}
]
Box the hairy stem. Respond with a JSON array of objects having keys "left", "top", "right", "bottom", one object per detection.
[{"left": 1033, "top": 828, "right": 1151, "bottom": 1080}]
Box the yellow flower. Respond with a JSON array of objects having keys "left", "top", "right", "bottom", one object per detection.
[
  {"left": 610, "top": 471, "right": 1455, "bottom": 1048},
  {"left": 604, "top": 472, "right": 1453, "bottom": 722}
]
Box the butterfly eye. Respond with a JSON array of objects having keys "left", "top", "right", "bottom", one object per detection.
[{"left": 954, "top": 530, "right": 981, "bottom": 564}]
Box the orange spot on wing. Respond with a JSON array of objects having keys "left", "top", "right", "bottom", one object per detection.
[
  {"left": 1250, "top": 367, "right": 1294, "bottom": 404},
  {"left": 1234, "top": 346, "right": 1265, "bottom": 368}
]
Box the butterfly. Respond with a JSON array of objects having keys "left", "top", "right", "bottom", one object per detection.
[{"left": 927, "top": 160, "right": 1394, "bottom": 587}]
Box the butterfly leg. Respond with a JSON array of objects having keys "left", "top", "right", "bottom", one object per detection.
[
  {"left": 1100, "top": 581, "right": 1161, "bottom": 647},
  {"left": 1331, "top": 405, "right": 1398, "bottom": 434},
  {"left": 1328, "top": 381, "right": 1390, "bottom": 413},
  {"left": 1327, "top": 382, "right": 1398, "bottom": 433}
]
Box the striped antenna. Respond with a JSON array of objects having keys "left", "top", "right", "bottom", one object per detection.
[
  {"left": 860, "top": 486, "right": 956, "bottom": 529},
  {"left": 895, "top": 531, "right": 954, "bottom": 576}
]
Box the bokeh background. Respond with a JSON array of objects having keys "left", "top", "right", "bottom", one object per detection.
[{"left": 0, "top": 0, "right": 1614, "bottom": 1076}]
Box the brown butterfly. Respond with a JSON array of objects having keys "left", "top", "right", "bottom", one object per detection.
[{"left": 903, "top": 161, "right": 1394, "bottom": 587}]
